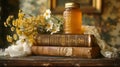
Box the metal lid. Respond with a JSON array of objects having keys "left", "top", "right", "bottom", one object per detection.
[{"left": 65, "top": 2, "right": 80, "bottom": 8}]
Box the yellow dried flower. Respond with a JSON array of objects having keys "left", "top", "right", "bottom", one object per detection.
[
  {"left": 12, "top": 20, "right": 17, "bottom": 26},
  {"left": 34, "top": 27, "right": 37, "bottom": 31},
  {"left": 11, "top": 27, "right": 15, "bottom": 31},
  {"left": 28, "top": 35, "right": 34, "bottom": 44},
  {"left": 18, "top": 10, "right": 25, "bottom": 19},
  {"left": 16, "top": 28, "right": 22, "bottom": 36},
  {"left": 6, "top": 35, "right": 13, "bottom": 43},
  {"left": 13, "top": 34, "right": 18, "bottom": 40},
  {"left": 6, "top": 21, "right": 10, "bottom": 25},
  {"left": 4, "top": 22, "right": 7, "bottom": 27},
  {"left": 21, "top": 39, "right": 25, "bottom": 43},
  {"left": 6, "top": 17, "right": 11, "bottom": 23}
]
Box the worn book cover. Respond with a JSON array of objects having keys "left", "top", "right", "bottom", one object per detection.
[
  {"left": 31, "top": 46, "right": 100, "bottom": 58},
  {"left": 34, "top": 34, "right": 98, "bottom": 47}
]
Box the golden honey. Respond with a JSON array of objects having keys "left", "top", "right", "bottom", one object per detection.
[{"left": 63, "top": 2, "right": 82, "bottom": 34}]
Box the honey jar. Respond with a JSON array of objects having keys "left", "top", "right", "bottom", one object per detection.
[{"left": 63, "top": 2, "right": 82, "bottom": 34}]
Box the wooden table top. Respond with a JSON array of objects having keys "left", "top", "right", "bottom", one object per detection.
[{"left": 0, "top": 56, "right": 120, "bottom": 67}]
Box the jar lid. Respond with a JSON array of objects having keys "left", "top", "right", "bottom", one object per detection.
[{"left": 65, "top": 2, "right": 80, "bottom": 8}]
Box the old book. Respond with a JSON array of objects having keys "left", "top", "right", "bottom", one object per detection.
[
  {"left": 34, "top": 34, "right": 98, "bottom": 47},
  {"left": 31, "top": 46, "right": 100, "bottom": 58}
]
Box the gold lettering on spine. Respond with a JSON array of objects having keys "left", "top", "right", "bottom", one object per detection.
[
  {"left": 77, "top": 35, "right": 84, "bottom": 47},
  {"left": 60, "top": 35, "right": 66, "bottom": 46},
  {"left": 66, "top": 35, "right": 69, "bottom": 46},
  {"left": 57, "top": 35, "right": 60, "bottom": 46},
  {"left": 43, "top": 35, "right": 49, "bottom": 45},
  {"left": 49, "top": 35, "right": 53, "bottom": 46},
  {"left": 75, "top": 35, "right": 78, "bottom": 46},
  {"left": 71, "top": 35, "right": 76, "bottom": 46},
  {"left": 37, "top": 35, "right": 41, "bottom": 45}
]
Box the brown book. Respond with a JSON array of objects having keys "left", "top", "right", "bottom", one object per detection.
[
  {"left": 31, "top": 46, "right": 100, "bottom": 58},
  {"left": 34, "top": 34, "right": 98, "bottom": 47}
]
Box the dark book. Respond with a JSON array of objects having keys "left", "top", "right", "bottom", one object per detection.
[
  {"left": 34, "top": 34, "right": 98, "bottom": 47},
  {"left": 31, "top": 46, "right": 100, "bottom": 58}
]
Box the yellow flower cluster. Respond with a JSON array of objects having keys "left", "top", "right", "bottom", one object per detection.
[
  {"left": 4, "top": 9, "right": 63, "bottom": 44},
  {"left": 4, "top": 10, "right": 35, "bottom": 44}
]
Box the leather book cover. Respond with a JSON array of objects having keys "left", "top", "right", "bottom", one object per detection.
[
  {"left": 31, "top": 46, "right": 100, "bottom": 58},
  {"left": 34, "top": 34, "right": 98, "bottom": 47}
]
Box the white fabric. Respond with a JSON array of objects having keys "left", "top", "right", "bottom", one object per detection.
[
  {"left": 0, "top": 35, "right": 31, "bottom": 57},
  {"left": 83, "top": 25, "right": 118, "bottom": 58}
]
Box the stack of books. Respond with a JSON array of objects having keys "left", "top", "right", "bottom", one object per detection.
[{"left": 31, "top": 34, "right": 101, "bottom": 58}]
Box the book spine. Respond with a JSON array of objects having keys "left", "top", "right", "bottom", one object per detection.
[
  {"left": 31, "top": 46, "right": 100, "bottom": 58},
  {"left": 34, "top": 34, "right": 97, "bottom": 47}
]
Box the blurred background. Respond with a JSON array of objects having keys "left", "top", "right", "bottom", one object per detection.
[{"left": 0, "top": 0, "right": 120, "bottom": 49}]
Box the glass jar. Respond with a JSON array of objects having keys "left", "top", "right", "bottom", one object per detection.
[{"left": 63, "top": 2, "right": 82, "bottom": 34}]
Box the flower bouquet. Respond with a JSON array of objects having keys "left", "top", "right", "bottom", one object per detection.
[
  {"left": 0, "top": 9, "right": 63, "bottom": 57},
  {"left": 4, "top": 9, "right": 63, "bottom": 45}
]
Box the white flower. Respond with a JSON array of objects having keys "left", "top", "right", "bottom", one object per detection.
[
  {"left": 43, "top": 9, "right": 51, "bottom": 19},
  {"left": 51, "top": 24, "right": 60, "bottom": 34},
  {"left": 46, "top": 20, "right": 53, "bottom": 31}
]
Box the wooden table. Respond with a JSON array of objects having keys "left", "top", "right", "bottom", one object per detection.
[{"left": 0, "top": 56, "right": 120, "bottom": 67}]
